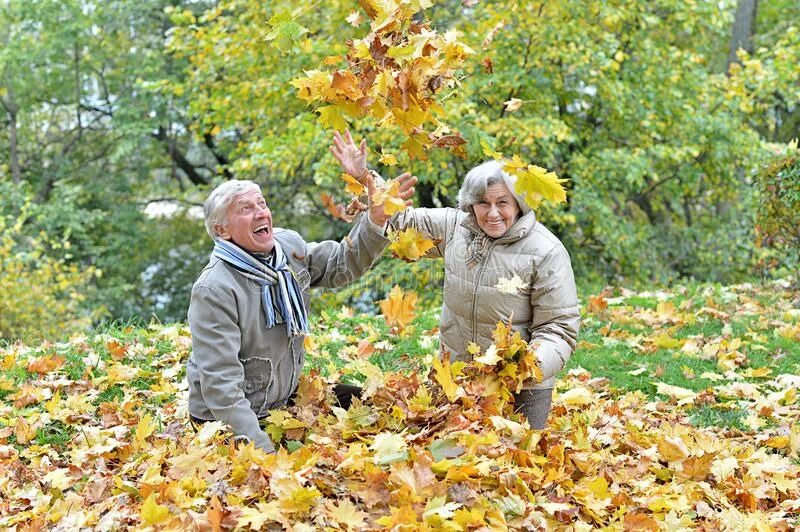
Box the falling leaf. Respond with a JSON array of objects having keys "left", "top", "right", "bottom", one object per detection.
[
  {"left": 379, "top": 151, "right": 399, "bottom": 166},
  {"left": 504, "top": 97, "right": 523, "bottom": 112},
  {"left": 495, "top": 274, "right": 527, "bottom": 294},
  {"left": 505, "top": 155, "right": 568, "bottom": 209},
  {"left": 346, "top": 11, "right": 363, "bottom": 26},
  {"left": 482, "top": 20, "right": 505, "bottom": 50},
  {"left": 321, "top": 193, "right": 356, "bottom": 222},
  {"left": 371, "top": 179, "right": 407, "bottom": 216},
  {"left": 341, "top": 173, "right": 366, "bottom": 196},
  {"left": 388, "top": 227, "right": 436, "bottom": 262},
  {"left": 379, "top": 285, "right": 417, "bottom": 330}
]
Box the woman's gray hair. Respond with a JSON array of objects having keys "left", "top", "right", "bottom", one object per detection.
[
  {"left": 203, "top": 179, "right": 262, "bottom": 240},
  {"left": 456, "top": 160, "right": 531, "bottom": 215}
]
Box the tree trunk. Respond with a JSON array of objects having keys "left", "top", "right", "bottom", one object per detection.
[
  {"left": 726, "top": 0, "right": 758, "bottom": 71},
  {"left": 154, "top": 126, "right": 210, "bottom": 186}
]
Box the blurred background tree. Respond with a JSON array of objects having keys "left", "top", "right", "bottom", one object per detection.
[{"left": 1, "top": 0, "right": 798, "bottom": 340}]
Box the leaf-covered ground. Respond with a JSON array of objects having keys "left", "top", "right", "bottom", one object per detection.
[{"left": 1, "top": 280, "right": 799, "bottom": 530}]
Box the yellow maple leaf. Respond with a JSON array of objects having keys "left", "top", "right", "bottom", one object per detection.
[
  {"left": 480, "top": 140, "right": 503, "bottom": 160},
  {"left": 653, "top": 382, "right": 696, "bottom": 405},
  {"left": 559, "top": 386, "right": 593, "bottom": 407},
  {"left": 140, "top": 493, "right": 171, "bottom": 525},
  {"left": 370, "top": 432, "right": 408, "bottom": 465},
  {"left": 281, "top": 486, "right": 322, "bottom": 514},
  {"left": 341, "top": 173, "right": 366, "bottom": 196},
  {"left": 135, "top": 413, "right": 157, "bottom": 447},
  {"left": 44, "top": 389, "right": 61, "bottom": 415},
  {"left": 473, "top": 345, "right": 502, "bottom": 366},
  {"left": 290, "top": 70, "right": 334, "bottom": 102},
  {"left": 388, "top": 227, "right": 435, "bottom": 262},
  {"left": 317, "top": 105, "right": 350, "bottom": 131},
  {"left": 658, "top": 435, "right": 690, "bottom": 463},
  {"left": 431, "top": 356, "right": 461, "bottom": 402},
  {"left": 379, "top": 151, "right": 399, "bottom": 166},
  {"left": 326, "top": 499, "right": 368, "bottom": 529},
  {"left": 371, "top": 180, "right": 407, "bottom": 217},
  {"left": 504, "top": 157, "right": 567, "bottom": 209},
  {"left": 379, "top": 285, "right": 417, "bottom": 330}
]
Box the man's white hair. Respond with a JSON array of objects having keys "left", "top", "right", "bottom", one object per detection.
[
  {"left": 203, "top": 180, "right": 261, "bottom": 240},
  {"left": 456, "top": 160, "right": 531, "bottom": 215}
]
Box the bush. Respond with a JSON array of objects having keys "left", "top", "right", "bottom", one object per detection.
[
  {"left": 0, "top": 209, "right": 99, "bottom": 342},
  {"left": 754, "top": 143, "right": 800, "bottom": 280}
]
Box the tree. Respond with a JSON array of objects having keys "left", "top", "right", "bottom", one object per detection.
[{"left": 168, "top": 0, "right": 785, "bottom": 283}]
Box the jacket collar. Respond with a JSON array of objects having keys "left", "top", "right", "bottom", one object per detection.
[{"left": 460, "top": 210, "right": 537, "bottom": 243}]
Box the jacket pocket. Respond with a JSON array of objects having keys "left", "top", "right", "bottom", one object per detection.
[
  {"left": 242, "top": 357, "right": 273, "bottom": 416},
  {"left": 294, "top": 268, "right": 311, "bottom": 291}
]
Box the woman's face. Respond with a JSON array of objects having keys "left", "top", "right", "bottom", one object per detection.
[{"left": 473, "top": 182, "right": 521, "bottom": 238}]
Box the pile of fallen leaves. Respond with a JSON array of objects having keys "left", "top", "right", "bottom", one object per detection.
[{"left": 1, "top": 281, "right": 799, "bottom": 530}]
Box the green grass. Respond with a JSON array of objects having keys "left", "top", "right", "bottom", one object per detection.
[
  {"left": 34, "top": 420, "right": 74, "bottom": 448},
  {"left": 687, "top": 405, "right": 748, "bottom": 431},
  {"left": 94, "top": 384, "right": 125, "bottom": 405}
]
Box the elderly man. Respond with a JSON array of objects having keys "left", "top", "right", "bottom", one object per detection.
[{"left": 187, "top": 170, "right": 415, "bottom": 452}]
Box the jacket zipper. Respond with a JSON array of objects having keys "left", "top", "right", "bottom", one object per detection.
[{"left": 471, "top": 241, "right": 496, "bottom": 344}]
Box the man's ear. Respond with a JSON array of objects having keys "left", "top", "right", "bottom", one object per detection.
[{"left": 213, "top": 223, "right": 230, "bottom": 240}]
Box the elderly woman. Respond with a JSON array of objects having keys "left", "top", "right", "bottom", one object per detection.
[{"left": 331, "top": 132, "right": 580, "bottom": 428}]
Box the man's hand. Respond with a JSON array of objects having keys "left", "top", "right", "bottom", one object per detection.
[
  {"left": 368, "top": 172, "right": 417, "bottom": 227},
  {"left": 330, "top": 130, "right": 368, "bottom": 180}
]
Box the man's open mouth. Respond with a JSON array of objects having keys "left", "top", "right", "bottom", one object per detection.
[{"left": 254, "top": 224, "right": 270, "bottom": 235}]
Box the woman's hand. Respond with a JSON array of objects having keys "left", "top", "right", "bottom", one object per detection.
[
  {"left": 368, "top": 172, "right": 417, "bottom": 227},
  {"left": 330, "top": 130, "right": 368, "bottom": 180}
]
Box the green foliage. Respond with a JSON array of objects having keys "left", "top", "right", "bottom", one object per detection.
[
  {"left": 0, "top": 202, "right": 99, "bottom": 342},
  {"left": 165, "top": 0, "right": 799, "bottom": 287},
  {"left": 2, "top": 0, "right": 800, "bottom": 328},
  {"left": 754, "top": 144, "right": 800, "bottom": 279}
]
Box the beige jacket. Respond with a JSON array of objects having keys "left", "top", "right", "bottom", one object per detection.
[
  {"left": 391, "top": 207, "right": 580, "bottom": 389},
  {"left": 187, "top": 215, "right": 388, "bottom": 452}
]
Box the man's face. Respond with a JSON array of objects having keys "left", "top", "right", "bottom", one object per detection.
[{"left": 216, "top": 189, "right": 274, "bottom": 253}]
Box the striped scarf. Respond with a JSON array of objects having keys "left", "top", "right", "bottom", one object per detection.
[{"left": 212, "top": 239, "right": 309, "bottom": 336}]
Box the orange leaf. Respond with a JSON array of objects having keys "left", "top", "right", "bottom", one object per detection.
[
  {"left": 623, "top": 512, "right": 659, "bottom": 531},
  {"left": 207, "top": 495, "right": 223, "bottom": 532},
  {"left": 27, "top": 354, "right": 65, "bottom": 375},
  {"left": 106, "top": 340, "right": 127, "bottom": 361}
]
